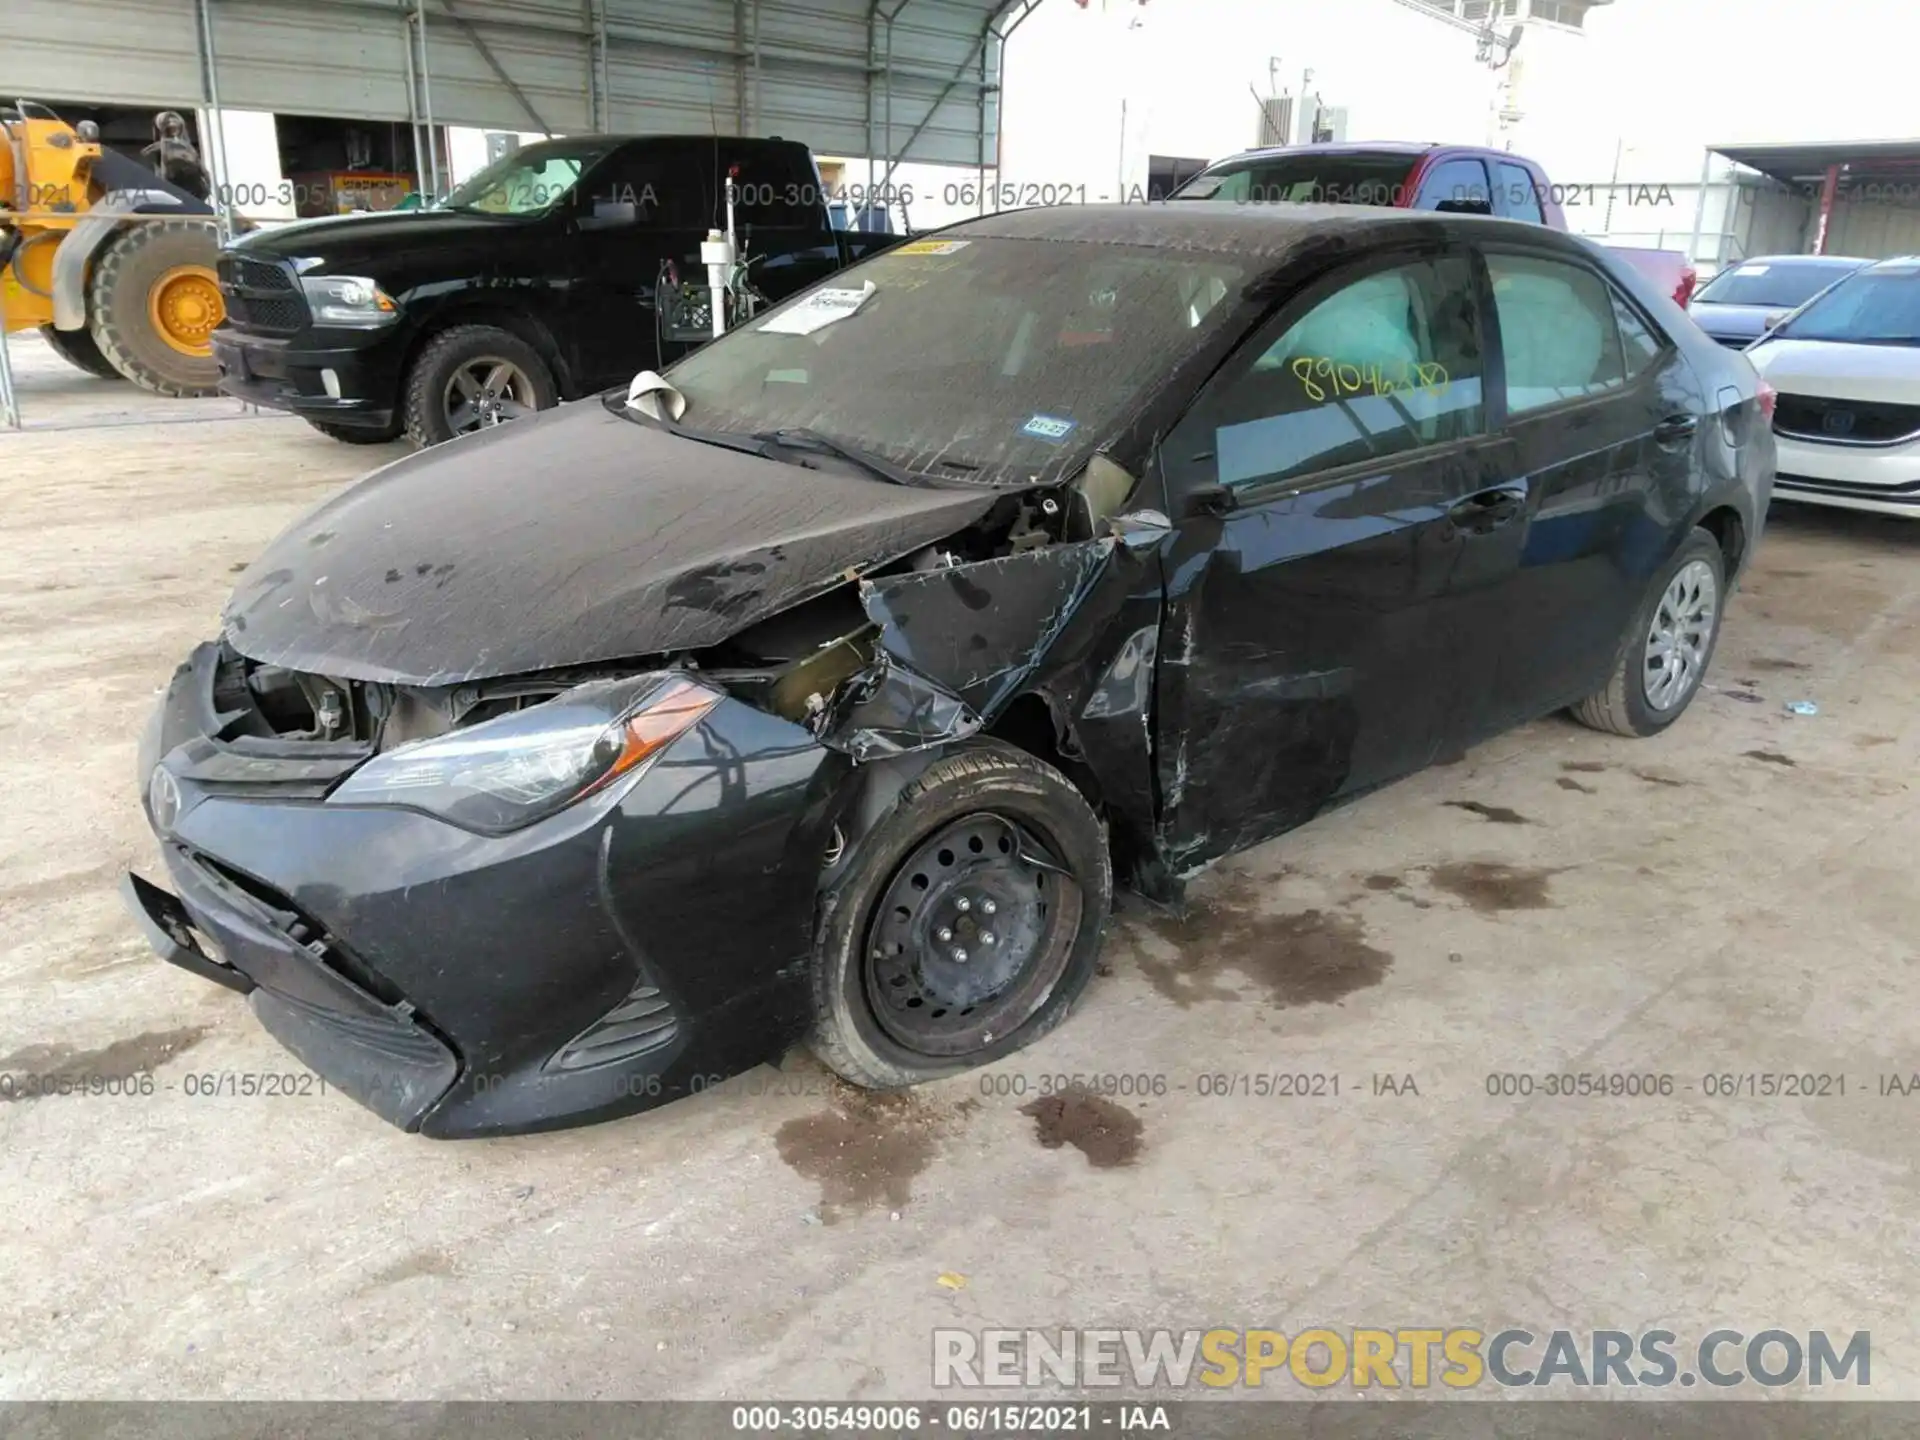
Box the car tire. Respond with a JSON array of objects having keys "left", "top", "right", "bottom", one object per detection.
[
  {"left": 809, "top": 741, "right": 1112, "bottom": 1090},
  {"left": 401, "top": 324, "right": 558, "bottom": 448},
  {"left": 38, "top": 324, "right": 124, "bottom": 380},
  {"left": 1569, "top": 526, "right": 1726, "bottom": 738},
  {"left": 304, "top": 416, "right": 402, "bottom": 445}
]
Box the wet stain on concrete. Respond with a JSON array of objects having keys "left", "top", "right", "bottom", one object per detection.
[
  {"left": 775, "top": 1086, "right": 956, "bottom": 1222},
  {"left": 1561, "top": 761, "right": 1607, "bottom": 774},
  {"left": 1129, "top": 875, "right": 1393, "bottom": 1009},
  {"left": 1427, "top": 862, "right": 1559, "bottom": 914},
  {"left": 1744, "top": 749, "right": 1797, "bottom": 767},
  {"left": 1362, "top": 874, "right": 1404, "bottom": 892},
  {"left": 1629, "top": 769, "right": 1689, "bottom": 789},
  {"left": 1444, "top": 800, "right": 1531, "bottom": 825},
  {"left": 1749, "top": 657, "right": 1808, "bottom": 672},
  {"left": 0, "top": 1026, "right": 210, "bottom": 1102},
  {"left": 1020, "top": 1088, "right": 1143, "bottom": 1168},
  {"left": 1556, "top": 777, "right": 1597, "bottom": 794}
]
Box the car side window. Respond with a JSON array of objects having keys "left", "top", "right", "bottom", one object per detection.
[
  {"left": 1416, "top": 158, "right": 1492, "bottom": 214},
  {"left": 1204, "top": 253, "right": 1486, "bottom": 489},
  {"left": 1497, "top": 162, "right": 1545, "bottom": 224},
  {"left": 1487, "top": 252, "right": 1631, "bottom": 414},
  {"left": 1613, "top": 293, "right": 1664, "bottom": 377}
]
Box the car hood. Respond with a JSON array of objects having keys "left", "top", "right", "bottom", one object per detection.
[
  {"left": 232, "top": 209, "right": 532, "bottom": 267},
  {"left": 223, "top": 400, "right": 1000, "bottom": 686},
  {"left": 1746, "top": 337, "right": 1920, "bottom": 400}
]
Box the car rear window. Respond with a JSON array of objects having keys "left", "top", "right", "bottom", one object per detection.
[
  {"left": 1695, "top": 260, "right": 1862, "bottom": 309},
  {"left": 660, "top": 236, "right": 1252, "bottom": 483},
  {"left": 1169, "top": 154, "right": 1416, "bottom": 207}
]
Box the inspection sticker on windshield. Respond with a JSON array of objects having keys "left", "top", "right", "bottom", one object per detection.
[
  {"left": 758, "top": 281, "right": 877, "bottom": 336},
  {"left": 897, "top": 239, "right": 971, "bottom": 256},
  {"left": 1021, "top": 414, "right": 1077, "bottom": 443}
]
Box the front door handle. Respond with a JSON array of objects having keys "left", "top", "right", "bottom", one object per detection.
[
  {"left": 1447, "top": 483, "right": 1527, "bottom": 534},
  {"left": 1654, "top": 413, "right": 1699, "bottom": 444}
]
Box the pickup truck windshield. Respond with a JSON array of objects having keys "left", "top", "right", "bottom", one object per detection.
[
  {"left": 1775, "top": 266, "right": 1920, "bottom": 345},
  {"left": 660, "top": 237, "right": 1250, "bottom": 483},
  {"left": 1695, "top": 260, "right": 1860, "bottom": 309},
  {"left": 443, "top": 143, "right": 614, "bottom": 215},
  {"left": 1169, "top": 155, "right": 1415, "bottom": 206}
]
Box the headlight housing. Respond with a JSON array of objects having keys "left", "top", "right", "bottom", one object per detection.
[
  {"left": 327, "top": 674, "right": 720, "bottom": 833},
  {"left": 300, "top": 274, "right": 400, "bottom": 327}
]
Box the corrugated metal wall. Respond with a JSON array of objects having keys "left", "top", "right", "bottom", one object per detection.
[
  {"left": 0, "top": 0, "right": 1012, "bottom": 166},
  {"left": 1827, "top": 198, "right": 1920, "bottom": 261}
]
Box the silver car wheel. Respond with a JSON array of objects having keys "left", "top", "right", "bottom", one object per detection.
[
  {"left": 444, "top": 358, "right": 537, "bottom": 435},
  {"left": 1643, "top": 558, "right": 1718, "bottom": 711}
]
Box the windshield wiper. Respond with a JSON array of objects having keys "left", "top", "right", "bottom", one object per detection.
[{"left": 751, "top": 427, "right": 926, "bottom": 487}]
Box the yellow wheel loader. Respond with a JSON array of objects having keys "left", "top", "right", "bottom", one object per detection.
[{"left": 2, "top": 101, "right": 224, "bottom": 396}]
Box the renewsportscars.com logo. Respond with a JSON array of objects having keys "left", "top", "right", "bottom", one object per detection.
[{"left": 932, "top": 1328, "right": 1871, "bottom": 1391}]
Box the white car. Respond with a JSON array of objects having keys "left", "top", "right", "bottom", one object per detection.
[{"left": 1747, "top": 256, "right": 1920, "bottom": 519}]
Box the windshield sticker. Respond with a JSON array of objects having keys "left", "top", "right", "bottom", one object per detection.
[
  {"left": 758, "top": 281, "right": 877, "bottom": 336},
  {"left": 1021, "top": 414, "right": 1078, "bottom": 443},
  {"left": 896, "top": 239, "right": 971, "bottom": 256},
  {"left": 1734, "top": 264, "right": 1771, "bottom": 277}
]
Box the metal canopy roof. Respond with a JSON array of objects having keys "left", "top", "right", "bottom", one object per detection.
[
  {"left": 1, "top": 0, "right": 1043, "bottom": 173},
  {"left": 1712, "top": 139, "right": 1920, "bottom": 189}
]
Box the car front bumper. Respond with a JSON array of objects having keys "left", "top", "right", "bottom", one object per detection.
[
  {"left": 121, "top": 643, "right": 838, "bottom": 1137},
  {"left": 1772, "top": 429, "right": 1920, "bottom": 518},
  {"left": 211, "top": 327, "right": 406, "bottom": 431}
]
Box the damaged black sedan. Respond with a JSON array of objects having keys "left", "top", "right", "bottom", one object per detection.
[{"left": 123, "top": 206, "right": 1774, "bottom": 1136}]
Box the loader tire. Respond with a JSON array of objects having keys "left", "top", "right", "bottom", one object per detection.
[
  {"left": 38, "top": 325, "right": 124, "bottom": 380},
  {"left": 87, "top": 219, "right": 224, "bottom": 397}
]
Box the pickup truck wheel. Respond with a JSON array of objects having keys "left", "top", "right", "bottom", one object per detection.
[
  {"left": 809, "top": 742, "right": 1111, "bottom": 1090},
  {"left": 303, "top": 417, "right": 402, "bottom": 445},
  {"left": 402, "top": 324, "right": 557, "bottom": 447}
]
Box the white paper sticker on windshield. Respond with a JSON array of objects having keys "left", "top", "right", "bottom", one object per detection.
[
  {"left": 758, "top": 281, "right": 877, "bottom": 336},
  {"left": 1734, "top": 264, "right": 1771, "bottom": 277}
]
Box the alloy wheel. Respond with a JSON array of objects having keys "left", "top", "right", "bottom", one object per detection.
[
  {"left": 443, "top": 358, "right": 537, "bottom": 434},
  {"left": 864, "top": 812, "right": 1083, "bottom": 1057},
  {"left": 1643, "top": 558, "right": 1718, "bottom": 711}
]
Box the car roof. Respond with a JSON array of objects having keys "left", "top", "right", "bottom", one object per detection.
[
  {"left": 945, "top": 202, "right": 1581, "bottom": 259},
  {"left": 1866, "top": 254, "right": 1920, "bottom": 270},
  {"left": 1217, "top": 141, "right": 1442, "bottom": 163},
  {"left": 1726, "top": 254, "right": 1873, "bottom": 268}
]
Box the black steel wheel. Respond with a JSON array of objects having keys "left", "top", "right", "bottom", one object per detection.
[
  {"left": 809, "top": 742, "right": 1111, "bottom": 1089},
  {"left": 864, "top": 812, "right": 1082, "bottom": 1057}
]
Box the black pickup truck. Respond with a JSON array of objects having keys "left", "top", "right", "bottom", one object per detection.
[{"left": 212, "top": 135, "right": 900, "bottom": 446}]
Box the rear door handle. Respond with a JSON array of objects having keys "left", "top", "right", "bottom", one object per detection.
[
  {"left": 1447, "top": 483, "right": 1528, "bottom": 533},
  {"left": 1654, "top": 413, "right": 1699, "bottom": 444}
]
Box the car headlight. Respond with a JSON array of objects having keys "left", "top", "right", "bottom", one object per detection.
[
  {"left": 327, "top": 674, "right": 721, "bottom": 833},
  {"left": 300, "top": 274, "right": 400, "bottom": 327}
]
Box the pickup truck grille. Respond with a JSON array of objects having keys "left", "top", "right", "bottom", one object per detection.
[
  {"left": 218, "top": 255, "right": 309, "bottom": 335},
  {"left": 1774, "top": 393, "right": 1920, "bottom": 447}
]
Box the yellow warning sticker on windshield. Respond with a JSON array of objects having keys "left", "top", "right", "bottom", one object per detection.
[{"left": 896, "top": 239, "right": 971, "bottom": 256}]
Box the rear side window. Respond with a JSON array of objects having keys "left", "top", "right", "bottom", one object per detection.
[
  {"left": 1613, "top": 295, "right": 1664, "bottom": 376},
  {"left": 1416, "top": 158, "right": 1492, "bottom": 214},
  {"left": 1205, "top": 253, "right": 1486, "bottom": 487},
  {"left": 1488, "top": 253, "right": 1636, "bottom": 413},
  {"left": 1497, "top": 162, "right": 1545, "bottom": 224}
]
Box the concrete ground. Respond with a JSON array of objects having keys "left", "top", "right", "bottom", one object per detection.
[{"left": 2, "top": 331, "right": 1917, "bottom": 1401}]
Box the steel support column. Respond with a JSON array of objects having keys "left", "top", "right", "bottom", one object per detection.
[{"left": 1813, "top": 162, "right": 1842, "bottom": 255}]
